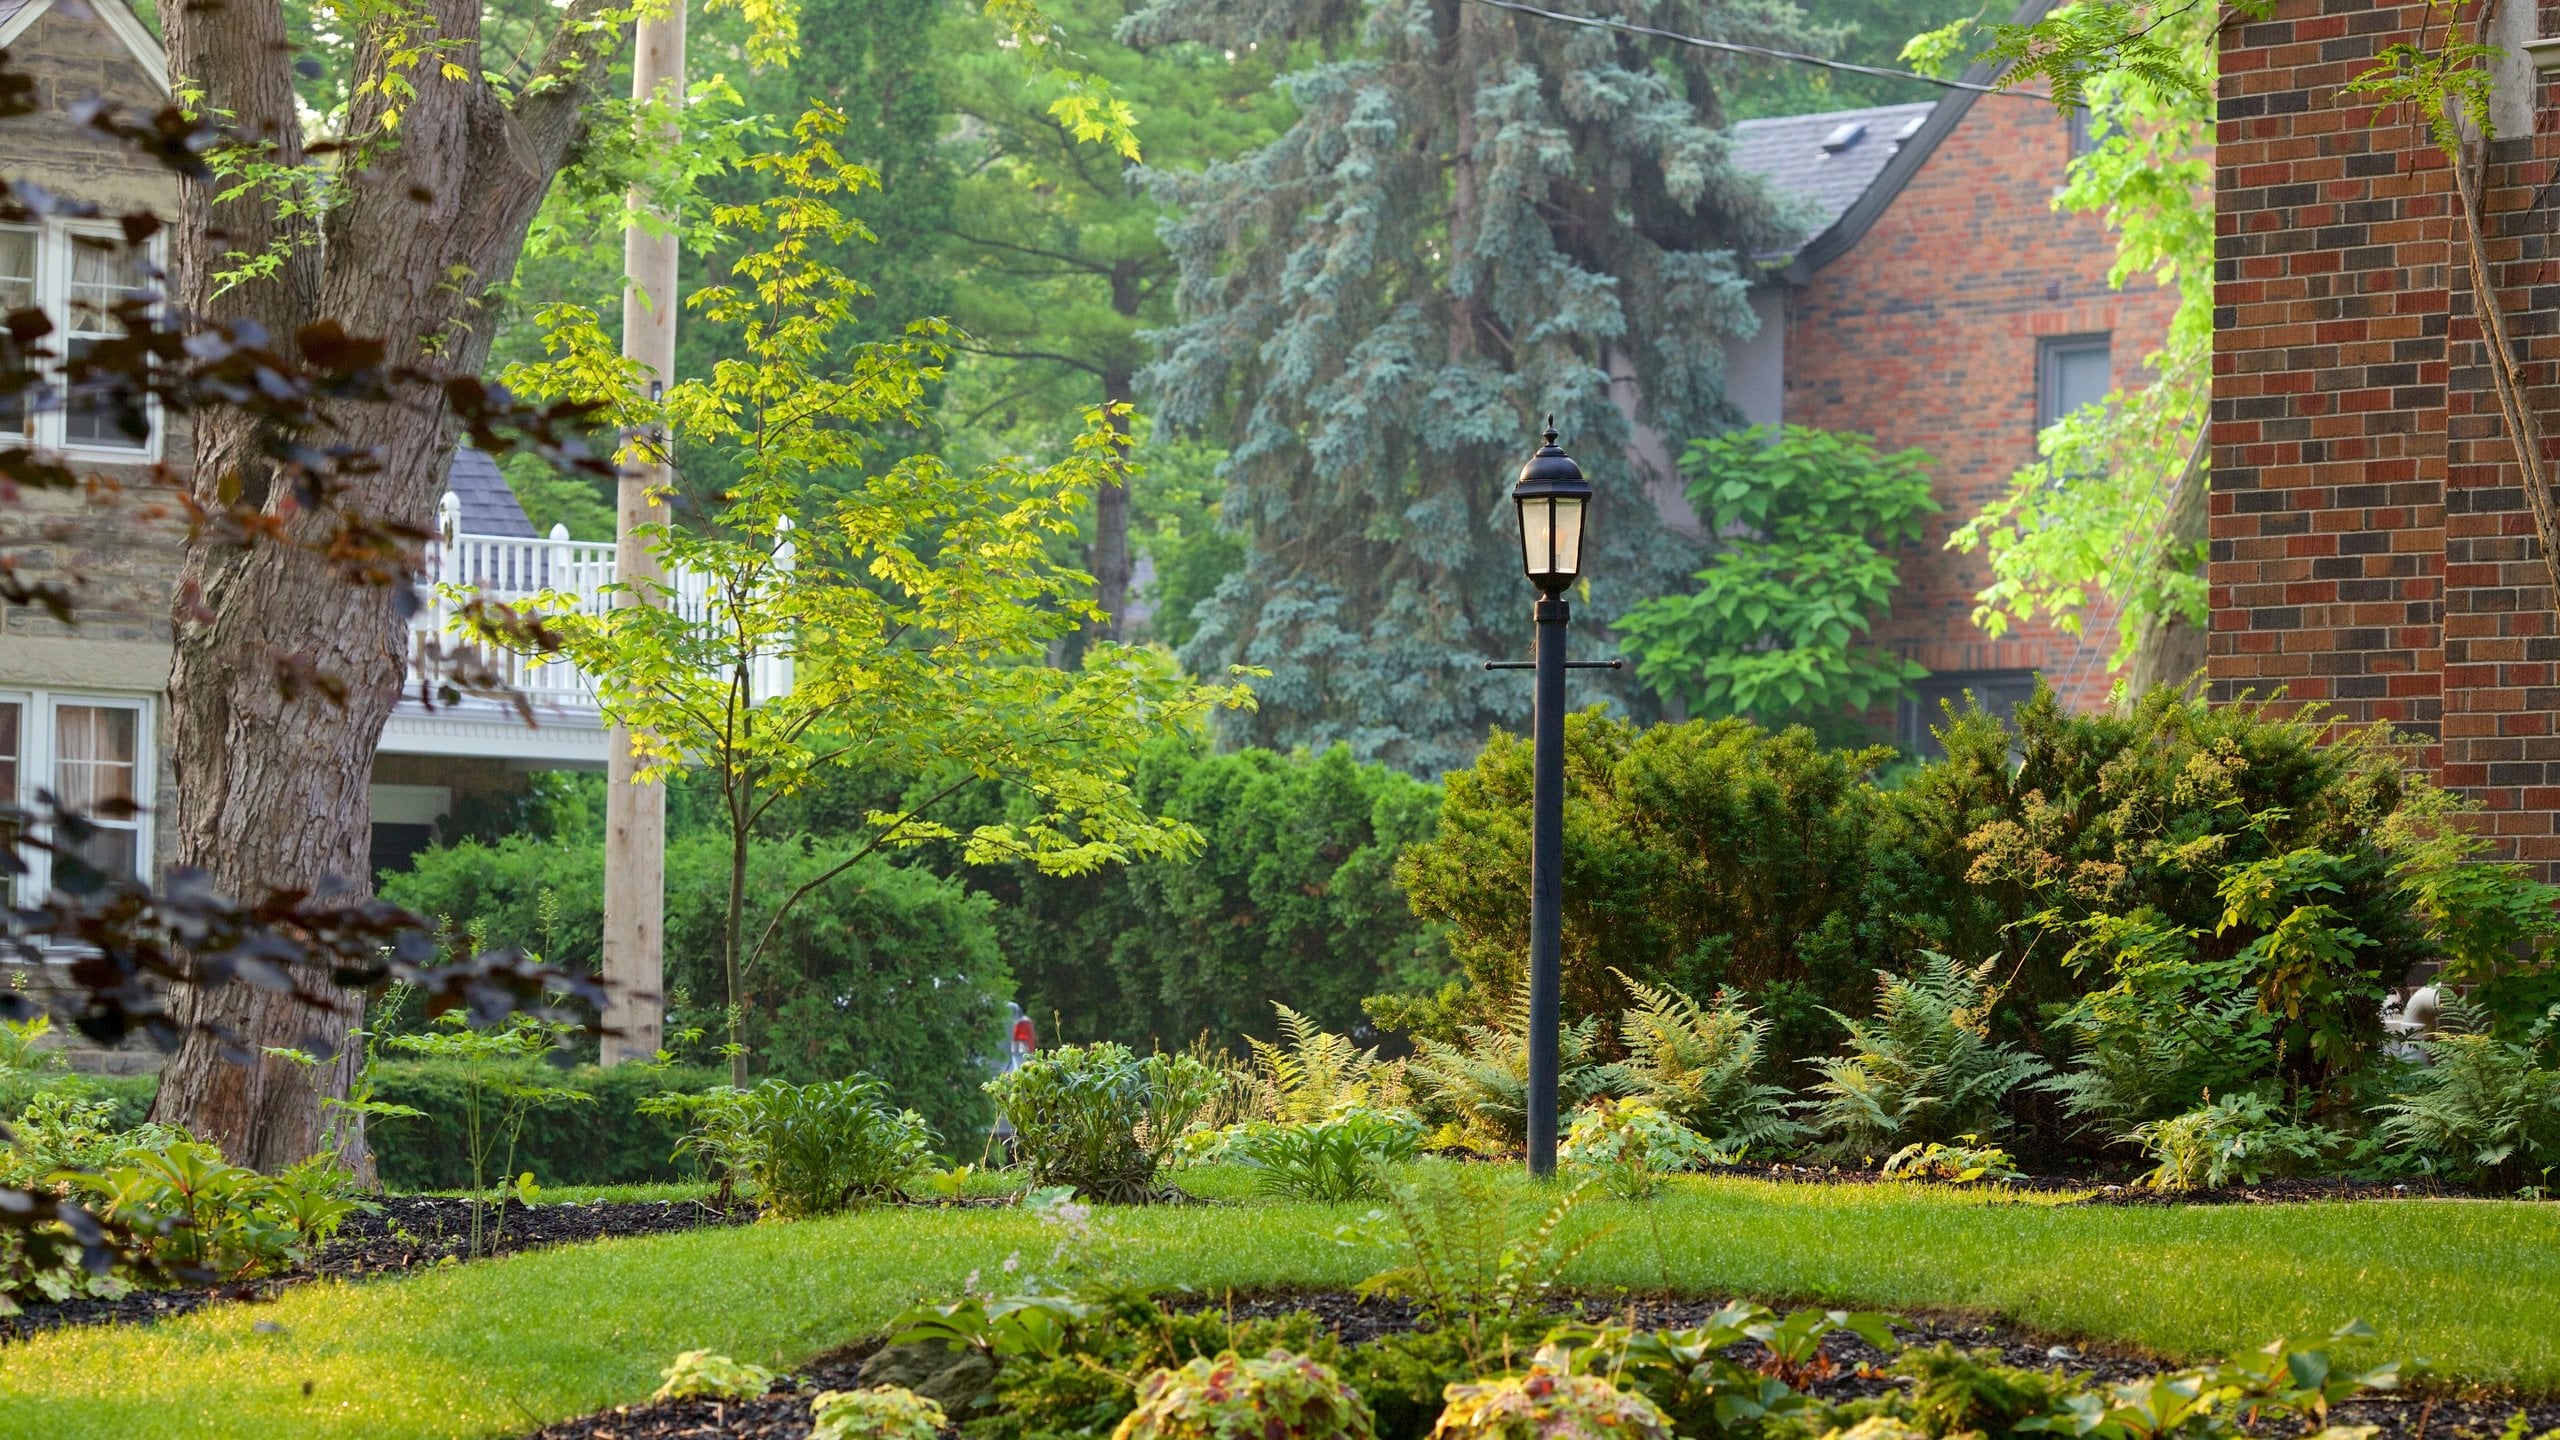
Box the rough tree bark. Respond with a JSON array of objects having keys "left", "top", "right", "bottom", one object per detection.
[
  {"left": 149, "top": 0, "right": 623, "bottom": 1172},
  {"left": 2123, "top": 432, "right": 2210, "bottom": 705}
]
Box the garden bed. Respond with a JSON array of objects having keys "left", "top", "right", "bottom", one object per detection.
[
  {"left": 527, "top": 1291, "right": 2560, "bottom": 1440},
  {"left": 0, "top": 1194, "right": 751, "bottom": 1343},
  {"left": 1691, "top": 1161, "right": 2479, "bottom": 1205}
]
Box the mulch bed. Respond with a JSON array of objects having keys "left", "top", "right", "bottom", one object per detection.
[
  {"left": 527, "top": 1290, "right": 2560, "bottom": 1440},
  {"left": 0, "top": 1195, "right": 751, "bottom": 1344}
]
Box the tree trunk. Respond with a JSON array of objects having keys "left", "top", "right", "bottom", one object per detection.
[
  {"left": 2123, "top": 432, "right": 2210, "bottom": 706},
  {"left": 1089, "top": 360, "right": 1137, "bottom": 647},
  {"left": 725, "top": 817, "right": 750, "bottom": 1090},
  {"left": 150, "top": 0, "right": 621, "bottom": 1171}
]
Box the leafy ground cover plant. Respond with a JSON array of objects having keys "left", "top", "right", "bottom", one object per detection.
[
  {"left": 653, "top": 1349, "right": 777, "bottom": 1401},
  {"left": 811, "top": 1384, "right": 947, "bottom": 1440},
  {"left": 988, "top": 1043, "right": 1224, "bottom": 1202},
  {"left": 1228, "top": 1108, "right": 1423, "bottom": 1203},
  {"left": 1880, "top": 1136, "right": 2022, "bottom": 1186},
  {"left": 1801, "top": 954, "right": 2046, "bottom": 1162},
  {"left": 69, "top": 1143, "right": 361, "bottom": 1284},
  {"left": 1612, "top": 971, "right": 1804, "bottom": 1154},
  {"left": 1116, "top": 1349, "right": 1375, "bottom": 1440},
  {"left": 1558, "top": 1099, "right": 1721, "bottom": 1200},
  {"left": 2375, "top": 1000, "right": 2560, "bottom": 1190},
  {"left": 2129, "top": 1093, "right": 2336, "bottom": 1192},
  {"left": 649, "top": 1076, "right": 935, "bottom": 1217},
  {"left": 1432, "top": 1367, "right": 1673, "bottom": 1440}
]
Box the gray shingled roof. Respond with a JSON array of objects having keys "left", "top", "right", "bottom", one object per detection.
[
  {"left": 1730, "top": 101, "right": 1938, "bottom": 256},
  {"left": 445, "top": 445, "right": 536, "bottom": 538}
]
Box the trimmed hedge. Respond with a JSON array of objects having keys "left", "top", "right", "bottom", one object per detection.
[{"left": 367, "top": 1060, "right": 727, "bottom": 1192}]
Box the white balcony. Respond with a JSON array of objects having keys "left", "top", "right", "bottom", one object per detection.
[{"left": 381, "top": 492, "right": 794, "bottom": 769}]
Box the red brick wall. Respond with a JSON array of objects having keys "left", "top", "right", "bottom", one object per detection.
[
  {"left": 2213, "top": 0, "right": 2560, "bottom": 866},
  {"left": 1782, "top": 92, "right": 2181, "bottom": 714}
]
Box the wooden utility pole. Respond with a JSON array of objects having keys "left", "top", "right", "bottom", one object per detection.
[{"left": 601, "top": 1, "right": 684, "bottom": 1065}]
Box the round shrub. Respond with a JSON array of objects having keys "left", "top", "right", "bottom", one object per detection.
[
  {"left": 810, "top": 1384, "right": 946, "bottom": 1440},
  {"left": 987, "top": 1042, "right": 1222, "bottom": 1202},
  {"left": 1431, "top": 1369, "right": 1673, "bottom": 1440},
  {"left": 1113, "top": 1349, "right": 1374, "bottom": 1440}
]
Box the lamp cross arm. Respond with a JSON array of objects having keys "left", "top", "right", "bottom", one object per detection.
[{"left": 1483, "top": 659, "right": 1626, "bottom": 671}]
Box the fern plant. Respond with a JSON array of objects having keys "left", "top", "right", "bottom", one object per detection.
[
  {"left": 1612, "top": 970, "right": 1803, "bottom": 1153},
  {"left": 2375, "top": 1000, "right": 2560, "bottom": 1188},
  {"left": 2038, "top": 982, "right": 2273, "bottom": 1135},
  {"left": 1409, "top": 985, "right": 1617, "bottom": 1148},
  {"left": 1799, "top": 954, "right": 2046, "bottom": 1162},
  {"left": 1358, "top": 1165, "right": 1602, "bottom": 1365},
  {"left": 1245, "top": 1003, "right": 1380, "bottom": 1124}
]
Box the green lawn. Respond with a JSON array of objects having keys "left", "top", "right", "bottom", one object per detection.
[{"left": 4, "top": 1169, "right": 2554, "bottom": 1440}]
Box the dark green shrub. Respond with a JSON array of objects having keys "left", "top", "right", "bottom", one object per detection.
[
  {"left": 385, "top": 835, "right": 1010, "bottom": 1141},
  {"left": 985, "top": 1043, "right": 1221, "bottom": 1201},
  {"left": 1399, "top": 686, "right": 2523, "bottom": 1160},
  {"left": 960, "top": 740, "right": 1452, "bottom": 1052},
  {"left": 1397, "top": 712, "right": 1890, "bottom": 1058},
  {"left": 367, "top": 1061, "right": 724, "bottom": 1192}
]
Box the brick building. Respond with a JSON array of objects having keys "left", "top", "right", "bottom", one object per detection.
[
  {"left": 2211, "top": 0, "right": 2560, "bottom": 864},
  {"left": 1722, "top": 2, "right": 2182, "bottom": 748}
]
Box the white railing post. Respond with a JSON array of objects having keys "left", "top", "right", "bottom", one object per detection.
[{"left": 403, "top": 518, "right": 786, "bottom": 716}]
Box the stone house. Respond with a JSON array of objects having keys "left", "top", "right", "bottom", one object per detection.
[
  {"left": 2211, "top": 0, "right": 2560, "bottom": 866},
  {"left": 1719, "top": 0, "right": 2182, "bottom": 750},
  {"left": 0, "top": 0, "right": 615, "bottom": 911}
]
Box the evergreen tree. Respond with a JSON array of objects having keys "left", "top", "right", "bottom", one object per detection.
[
  {"left": 1123, "top": 0, "right": 1820, "bottom": 774},
  {"left": 936, "top": 0, "right": 1289, "bottom": 652}
]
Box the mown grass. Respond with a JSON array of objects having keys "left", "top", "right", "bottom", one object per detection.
[{"left": 4, "top": 1167, "right": 2554, "bottom": 1440}]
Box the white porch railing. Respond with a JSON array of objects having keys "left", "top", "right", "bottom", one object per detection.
[{"left": 408, "top": 493, "right": 794, "bottom": 713}]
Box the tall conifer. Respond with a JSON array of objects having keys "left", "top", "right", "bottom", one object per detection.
[{"left": 1125, "top": 0, "right": 1822, "bottom": 772}]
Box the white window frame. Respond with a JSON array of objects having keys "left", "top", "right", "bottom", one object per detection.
[
  {"left": 0, "top": 688, "right": 156, "bottom": 901},
  {"left": 0, "top": 219, "right": 163, "bottom": 461}
]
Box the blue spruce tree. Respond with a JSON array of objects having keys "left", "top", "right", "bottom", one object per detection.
[{"left": 1124, "top": 0, "right": 1821, "bottom": 772}]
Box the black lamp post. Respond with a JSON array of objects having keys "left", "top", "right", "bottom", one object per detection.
[{"left": 1511, "top": 419, "right": 1591, "bottom": 1179}]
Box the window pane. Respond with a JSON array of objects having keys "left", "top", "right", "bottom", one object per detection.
[
  {"left": 64, "top": 237, "right": 151, "bottom": 450},
  {"left": 63, "top": 334, "right": 149, "bottom": 448},
  {"left": 0, "top": 229, "right": 33, "bottom": 438},
  {"left": 58, "top": 824, "right": 136, "bottom": 887},
  {"left": 67, "top": 238, "right": 138, "bottom": 337},
  {"left": 0, "top": 700, "right": 18, "bottom": 896},
  {"left": 53, "top": 703, "right": 139, "bottom": 887},
  {"left": 54, "top": 703, "right": 137, "bottom": 814},
  {"left": 2038, "top": 337, "right": 2112, "bottom": 430}
]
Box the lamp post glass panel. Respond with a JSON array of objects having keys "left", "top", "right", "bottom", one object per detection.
[{"left": 1513, "top": 420, "right": 1589, "bottom": 1177}]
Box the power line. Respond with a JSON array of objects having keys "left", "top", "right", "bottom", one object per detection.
[{"left": 1459, "top": 0, "right": 2048, "bottom": 101}]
